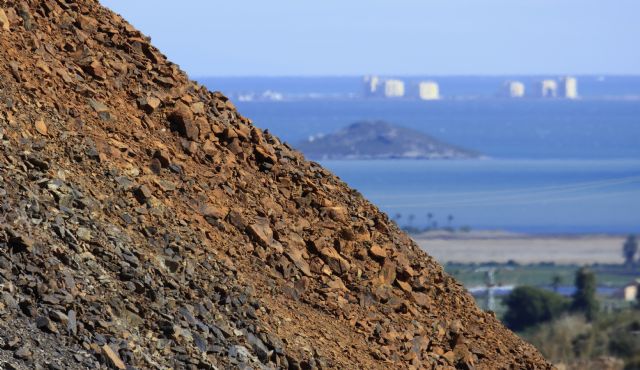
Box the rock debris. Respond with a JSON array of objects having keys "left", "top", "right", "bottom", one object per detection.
[{"left": 0, "top": 1, "right": 552, "bottom": 369}]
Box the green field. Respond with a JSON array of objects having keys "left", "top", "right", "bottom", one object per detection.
[
  {"left": 445, "top": 262, "right": 640, "bottom": 317},
  {"left": 446, "top": 262, "right": 639, "bottom": 288}
]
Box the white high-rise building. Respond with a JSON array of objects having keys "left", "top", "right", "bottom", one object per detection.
[
  {"left": 363, "top": 75, "right": 380, "bottom": 97},
  {"left": 384, "top": 79, "right": 405, "bottom": 98},
  {"left": 559, "top": 76, "right": 578, "bottom": 99},
  {"left": 503, "top": 81, "right": 525, "bottom": 98},
  {"left": 418, "top": 81, "right": 440, "bottom": 100},
  {"left": 536, "top": 79, "right": 558, "bottom": 98}
]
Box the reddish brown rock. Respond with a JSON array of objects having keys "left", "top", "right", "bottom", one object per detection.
[
  {"left": 34, "top": 119, "right": 47, "bottom": 135},
  {"left": 286, "top": 246, "right": 312, "bottom": 277},
  {"left": 0, "top": 9, "right": 10, "bottom": 31},
  {"left": 369, "top": 244, "right": 387, "bottom": 261},
  {"left": 200, "top": 204, "right": 229, "bottom": 220},
  {"left": 153, "top": 149, "right": 171, "bottom": 168},
  {"left": 168, "top": 102, "right": 199, "bottom": 140},
  {"left": 133, "top": 185, "right": 152, "bottom": 203},
  {"left": 248, "top": 220, "right": 283, "bottom": 253},
  {"left": 317, "top": 244, "right": 350, "bottom": 275},
  {"left": 101, "top": 344, "right": 126, "bottom": 370},
  {"left": 139, "top": 96, "right": 161, "bottom": 113},
  {"left": 378, "top": 260, "right": 397, "bottom": 286}
]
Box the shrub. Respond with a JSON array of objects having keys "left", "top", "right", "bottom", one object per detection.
[{"left": 503, "top": 286, "right": 570, "bottom": 331}]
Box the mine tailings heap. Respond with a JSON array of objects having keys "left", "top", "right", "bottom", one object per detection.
[{"left": 0, "top": 1, "right": 551, "bottom": 369}]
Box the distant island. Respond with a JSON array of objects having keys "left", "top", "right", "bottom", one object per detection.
[{"left": 297, "top": 121, "right": 480, "bottom": 160}]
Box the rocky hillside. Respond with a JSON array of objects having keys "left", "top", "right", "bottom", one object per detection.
[
  {"left": 0, "top": 1, "right": 551, "bottom": 369},
  {"left": 298, "top": 121, "right": 479, "bottom": 160}
]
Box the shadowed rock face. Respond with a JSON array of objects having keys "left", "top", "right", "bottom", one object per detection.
[
  {"left": 0, "top": 1, "right": 551, "bottom": 369},
  {"left": 298, "top": 121, "right": 479, "bottom": 160}
]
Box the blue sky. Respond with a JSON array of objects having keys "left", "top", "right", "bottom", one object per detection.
[{"left": 100, "top": 0, "right": 640, "bottom": 77}]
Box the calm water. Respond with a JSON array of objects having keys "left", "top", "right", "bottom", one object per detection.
[
  {"left": 322, "top": 159, "right": 640, "bottom": 234},
  {"left": 231, "top": 99, "right": 640, "bottom": 159},
  {"left": 201, "top": 77, "right": 640, "bottom": 233}
]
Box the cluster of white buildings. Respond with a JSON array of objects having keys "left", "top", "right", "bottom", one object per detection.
[
  {"left": 364, "top": 75, "right": 579, "bottom": 100},
  {"left": 502, "top": 77, "right": 578, "bottom": 99},
  {"left": 363, "top": 76, "right": 440, "bottom": 100}
]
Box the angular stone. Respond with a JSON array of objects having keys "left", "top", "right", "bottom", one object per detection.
[
  {"left": 168, "top": 102, "right": 199, "bottom": 140},
  {"left": 133, "top": 185, "right": 152, "bottom": 204},
  {"left": 227, "top": 210, "right": 247, "bottom": 230},
  {"left": 67, "top": 310, "right": 77, "bottom": 335},
  {"left": 286, "top": 246, "right": 312, "bottom": 277},
  {"left": 14, "top": 345, "right": 32, "bottom": 360},
  {"left": 1, "top": 292, "right": 18, "bottom": 310},
  {"left": 149, "top": 158, "right": 162, "bottom": 174},
  {"left": 320, "top": 206, "right": 348, "bottom": 222},
  {"left": 248, "top": 220, "right": 284, "bottom": 253},
  {"left": 378, "top": 260, "right": 396, "bottom": 286},
  {"left": 36, "top": 316, "right": 58, "bottom": 333},
  {"left": 153, "top": 149, "right": 171, "bottom": 168},
  {"left": 327, "top": 277, "right": 347, "bottom": 291},
  {"left": 442, "top": 350, "right": 456, "bottom": 364},
  {"left": 49, "top": 310, "right": 69, "bottom": 324},
  {"left": 87, "top": 60, "right": 106, "bottom": 80},
  {"left": 101, "top": 344, "right": 126, "bottom": 370},
  {"left": 369, "top": 245, "right": 387, "bottom": 260},
  {"left": 396, "top": 279, "right": 412, "bottom": 293},
  {"left": 248, "top": 221, "right": 273, "bottom": 247},
  {"left": 190, "top": 101, "right": 205, "bottom": 114},
  {"left": 317, "top": 245, "right": 350, "bottom": 275},
  {"left": 199, "top": 204, "right": 228, "bottom": 220},
  {"left": 412, "top": 292, "right": 431, "bottom": 308},
  {"left": 8, "top": 233, "right": 34, "bottom": 253},
  {"left": 254, "top": 145, "right": 276, "bottom": 164},
  {"left": 88, "top": 99, "right": 109, "bottom": 113},
  {"left": 222, "top": 127, "right": 238, "bottom": 141},
  {"left": 76, "top": 227, "right": 92, "bottom": 241},
  {"left": 34, "top": 119, "right": 48, "bottom": 135},
  {"left": 139, "top": 96, "right": 161, "bottom": 113},
  {"left": 0, "top": 9, "right": 9, "bottom": 31}
]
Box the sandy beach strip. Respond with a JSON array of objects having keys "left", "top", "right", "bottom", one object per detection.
[{"left": 412, "top": 231, "right": 628, "bottom": 264}]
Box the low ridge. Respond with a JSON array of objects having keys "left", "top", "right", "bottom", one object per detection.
[{"left": 0, "top": 1, "right": 551, "bottom": 369}]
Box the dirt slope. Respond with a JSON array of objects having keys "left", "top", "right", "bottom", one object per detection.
[{"left": 0, "top": 1, "right": 553, "bottom": 369}]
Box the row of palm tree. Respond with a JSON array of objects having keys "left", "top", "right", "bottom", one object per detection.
[{"left": 392, "top": 212, "right": 468, "bottom": 233}]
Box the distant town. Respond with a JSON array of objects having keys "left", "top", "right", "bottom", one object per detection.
[
  {"left": 203, "top": 75, "right": 640, "bottom": 103},
  {"left": 363, "top": 75, "right": 579, "bottom": 100}
]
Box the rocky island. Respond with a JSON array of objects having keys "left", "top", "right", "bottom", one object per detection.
[{"left": 297, "top": 121, "right": 479, "bottom": 160}]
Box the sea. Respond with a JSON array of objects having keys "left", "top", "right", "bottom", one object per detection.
[{"left": 199, "top": 76, "right": 640, "bottom": 234}]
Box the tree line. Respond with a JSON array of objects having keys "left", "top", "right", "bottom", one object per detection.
[
  {"left": 503, "top": 267, "right": 600, "bottom": 331},
  {"left": 393, "top": 212, "right": 471, "bottom": 234}
]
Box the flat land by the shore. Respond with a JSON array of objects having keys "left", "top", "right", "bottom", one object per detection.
[{"left": 413, "top": 231, "right": 627, "bottom": 264}]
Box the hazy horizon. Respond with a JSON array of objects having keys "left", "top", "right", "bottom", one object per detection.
[
  {"left": 100, "top": 0, "right": 640, "bottom": 77},
  {"left": 195, "top": 74, "right": 640, "bottom": 78}
]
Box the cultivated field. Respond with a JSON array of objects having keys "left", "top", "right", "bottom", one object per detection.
[{"left": 413, "top": 231, "right": 627, "bottom": 264}]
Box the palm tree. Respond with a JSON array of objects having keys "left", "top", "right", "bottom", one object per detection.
[
  {"left": 623, "top": 235, "right": 638, "bottom": 268},
  {"left": 551, "top": 274, "right": 562, "bottom": 293}
]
